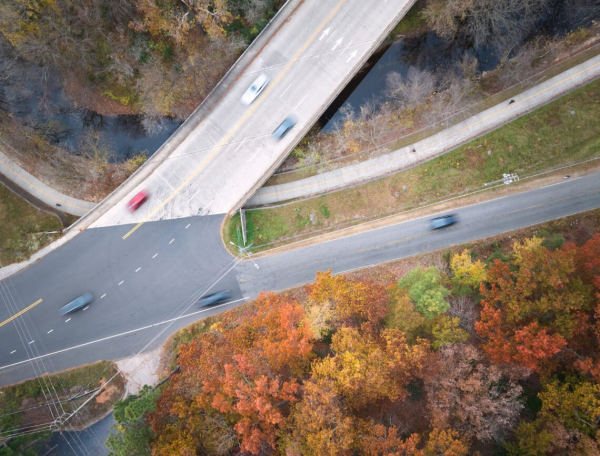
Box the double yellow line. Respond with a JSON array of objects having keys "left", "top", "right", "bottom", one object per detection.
[
  {"left": 0, "top": 299, "right": 43, "bottom": 328},
  {"left": 122, "top": 0, "right": 349, "bottom": 240}
]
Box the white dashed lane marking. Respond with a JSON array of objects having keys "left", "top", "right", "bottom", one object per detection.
[
  {"left": 152, "top": 253, "right": 158, "bottom": 258},
  {"left": 118, "top": 281, "right": 124, "bottom": 286},
  {"left": 83, "top": 306, "right": 89, "bottom": 311},
  {"left": 65, "top": 318, "right": 71, "bottom": 323},
  {"left": 10, "top": 350, "right": 16, "bottom": 354},
  {"left": 47, "top": 329, "right": 53, "bottom": 334},
  {"left": 101, "top": 294, "right": 106, "bottom": 299},
  {"left": 135, "top": 267, "right": 141, "bottom": 272},
  {"left": 169, "top": 239, "right": 175, "bottom": 245},
  {"left": 185, "top": 224, "right": 190, "bottom": 229},
  {"left": 28, "top": 340, "right": 34, "bottom": 345}
]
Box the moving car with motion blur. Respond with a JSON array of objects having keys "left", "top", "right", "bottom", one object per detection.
[
  {"left": 429, "top": 214, "right": 457, "bottom": 230},
  {"left": 197, "top": 290, "right": 232, "bottom": 307},
  {"left": 127, "top": 190, "right": 149, "bottom": 212},
  {"left": 60, "top": 292, "right": 94, "bottom": 315},
  {"left": 241, "top": 73, "right": 270, "bottom": 105}
]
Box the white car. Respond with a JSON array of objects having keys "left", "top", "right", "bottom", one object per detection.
[{"left": 241, "top": 73, "right": 270, "bottom": 105}]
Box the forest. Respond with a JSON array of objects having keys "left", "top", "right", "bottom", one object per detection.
[{"left": 108, "top": 231, "right": 600, "bottom": 455}]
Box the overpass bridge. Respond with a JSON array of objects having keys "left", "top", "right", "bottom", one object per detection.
[{"left": 88, "top": 0, "right": 417, "bottom": 230}]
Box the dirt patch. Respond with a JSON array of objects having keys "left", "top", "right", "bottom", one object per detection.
[{"left": 95, "top": 378, "right": 120, "bottom": 404}]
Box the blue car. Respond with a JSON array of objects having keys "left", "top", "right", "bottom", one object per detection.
[
  {"left": 197, "top": 290, "right": 231, "bottom": 307},
  {"left": 272, "top": 116, "right": 296, "bottom": 140},
  {"left": 60, "top": 292, "right": 94, "bottom": 315},
  {"left": 429, "top": 215, "right": 457, "bottom": 230}
]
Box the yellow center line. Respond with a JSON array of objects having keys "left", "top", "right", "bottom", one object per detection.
[
  {"left": 258, "top": 58, "right": 600, "bottom": 199},
  {"left": 122, "top": 0, "right": 349, "bottom": 240},
  {"left": 0, "top": 299, "right": 43, "bottom": 328}
]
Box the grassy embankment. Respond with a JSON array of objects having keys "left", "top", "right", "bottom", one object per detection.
[
  {"left": 224, "top": 77, "right": 600, "bottom": 253},
  {"left": 0, "top": 361, "right": 125, "bottom": 453},
  {"left": 0, "top": 184, "right": 67, "bottom": 266}
]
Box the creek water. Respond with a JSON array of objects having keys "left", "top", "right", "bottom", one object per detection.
[{"left": 2, "top": 54, "right": 182, "bottom": 162}]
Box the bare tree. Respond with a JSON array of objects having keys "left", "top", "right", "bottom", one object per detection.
[
  {"left": 386, "top": 67, "right": 437, "bottom": 108},
  {"left": 425, "top": 343, "right": 524, "bottom": 442},
  {"left": 447, "top": 294, "right": 477, "bottom": 333},
  {"left": 422, "top": 0, "right": 550, "bottom": 52}
]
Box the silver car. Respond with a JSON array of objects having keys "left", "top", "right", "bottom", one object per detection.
[{"left": 241, "top": 73, "right": 270, "bottom": 105}]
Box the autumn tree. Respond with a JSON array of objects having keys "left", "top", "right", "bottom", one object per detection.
[
  {"left": 425, "top": 344, "right": 523, "bottom": 442},
  {"left": 288, "top": 377, "right": 358, "bottom": 456},
  {"left": 476, "top": 237, "right": 590, "bottom": 374},
  {"left": 306, "top": 270, "right": 390, "bottom": 329},
  {"left": 398, "top": 266, "right": 450, "bottom": 319},
  {"left": 450, "top": 249, "right": 487, "bottom": 291},
  {"left": 539, "top": 375, "right": 600, "bottom": 436},
  {"left": 386, "top": 286, "right": 427, "bottom": 341},
  {"left": 506, "top": 417, "right": 600, "bottom": 456},
  {"left": 130, "top": 0, "right": 234, "bottom": 43},
  {"left": 150, "top": 292, "right": 313, "bottom": 455},
  {"left": 311, "top": 326, "right": 428, "bottom": 410},
  {"left": 361, "top": 426, "right": 468, "bottom": 456},
  {"left": 429, "top": 314, "right": 469, "bottom": 350}
]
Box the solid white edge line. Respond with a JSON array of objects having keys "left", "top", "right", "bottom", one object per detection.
[{"left": 0, "top": 298, "right": 248, "bottom": 372}]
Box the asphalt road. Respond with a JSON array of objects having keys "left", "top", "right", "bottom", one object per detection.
[
  {"left": 236, "top": 173, "right": 600, "bottom": 294},
  {"left": 1, "top": 172, "right": 599, "bottom": 387}
]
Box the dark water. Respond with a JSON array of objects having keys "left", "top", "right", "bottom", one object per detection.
[
  {"left": 320, "top": 0, "right": 598, "bottom": 132},
  {"left": 3, "top": 61, "right": 182, "bottom": 162}
]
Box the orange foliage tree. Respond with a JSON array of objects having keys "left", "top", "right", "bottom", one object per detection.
[
  {"left": 150, "top": 292, "right": 313, "bottom": 455},
  {"left": 306, "top": 270, "right": 390, "bottom": 329},
  {"left": 475, "top": 237, "right": 590, "bottom": 374}
]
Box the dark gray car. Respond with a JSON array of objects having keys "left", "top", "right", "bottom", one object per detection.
[
  {"left": 197, "top": 290, "right": 231, "bottom": 307},
  {"left": 60, "top": 292, "right": 94, "bottom": 315}
]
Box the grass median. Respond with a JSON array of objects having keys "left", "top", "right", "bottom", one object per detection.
[
  {"left": 224, "top": 77, "right": 600, "bottom": 254},
  {"left": 0, "top": 183, "right": 65, "bottom": 266}
]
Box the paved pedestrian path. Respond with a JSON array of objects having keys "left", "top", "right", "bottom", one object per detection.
[
  {"left": 247, "top": 53, "right": 600, "bottom": 207},
  {"left": 0, "top": 149, "right": 96, "bottom": 216}
]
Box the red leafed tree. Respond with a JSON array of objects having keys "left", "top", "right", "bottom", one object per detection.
[
  {"left": 475, "top": 237, "right": 589, "bottom": 374},
  {"left": 306, "top": 270, "right": 390, "bottom": 328},
  {"left": 570, "top": 234, "right": 600, "bottom": 381},
  {"left": 150, "top": 292, "right": 314, "bottom": 455}
]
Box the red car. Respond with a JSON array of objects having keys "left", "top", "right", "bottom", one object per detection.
[{"left": 127, "top": 190, "right": 149, "bottom": 212}]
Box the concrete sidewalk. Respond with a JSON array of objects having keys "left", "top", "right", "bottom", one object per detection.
[
  {"left": 0, "top": 150, "right": 96, "bottom": 216},
  {"left": 247, "top": 54, "right": 600, "bottom": 207}
]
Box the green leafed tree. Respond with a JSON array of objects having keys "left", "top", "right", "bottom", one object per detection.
[
  {"left": 106, "top": 385, "right": 159, "bottom": 456},
  {"left": 398, "top": 266, "right": 451, "bottom": 319}
]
